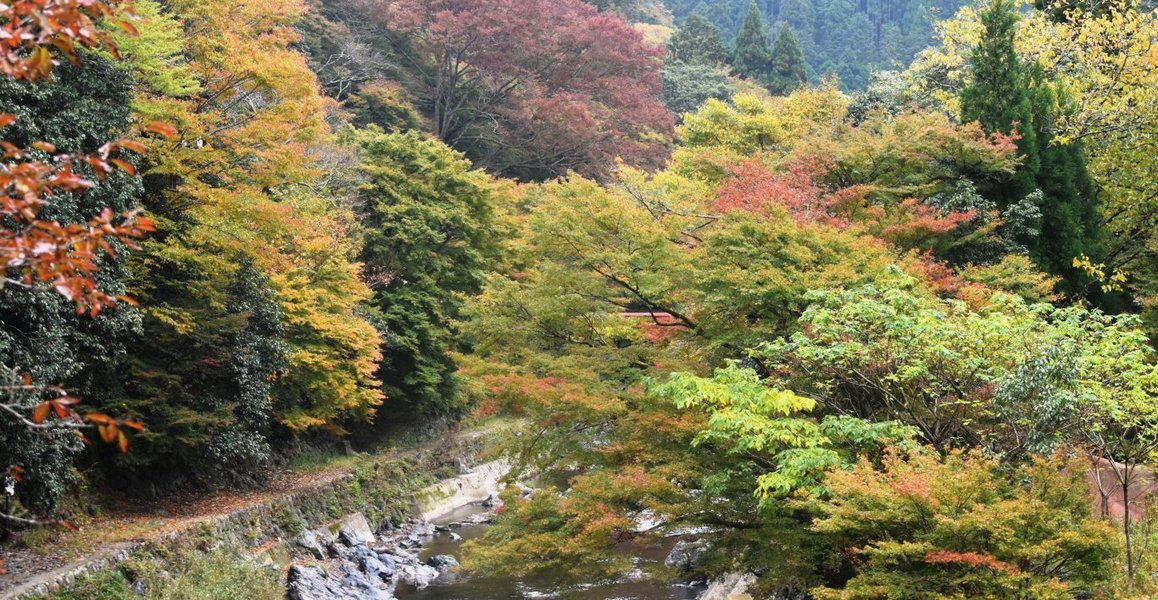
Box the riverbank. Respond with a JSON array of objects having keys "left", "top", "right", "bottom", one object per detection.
[{"left": 0, "top": 420, "right": 513, "bottom": 598}]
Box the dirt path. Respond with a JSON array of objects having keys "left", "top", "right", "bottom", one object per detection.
[
  {"left": 0, "top": 419, "right": 512, "bottom": 597},
  {"left": 0, "top": 462, "right": 356, "bottom": 596}
]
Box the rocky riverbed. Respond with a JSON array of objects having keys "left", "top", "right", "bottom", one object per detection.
[
  {"left": 285, "top": 513, "right": 481, "bottom": 600},
  {"left": 286, "top": 498, "right": 719, "bottom": 600}
]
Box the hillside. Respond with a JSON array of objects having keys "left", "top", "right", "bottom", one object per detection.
[{"left": 666, "top": 0, "right": 970, "bottom": 89}]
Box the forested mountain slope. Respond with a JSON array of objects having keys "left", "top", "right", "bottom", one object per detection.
[{"left": 666, "top": 0, "right": 970, "bottom": 89}]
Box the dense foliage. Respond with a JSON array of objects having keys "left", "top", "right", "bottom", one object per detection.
[
  {"left": 2, "top": 0, "right": 1157, "bottom": 597},
  {"left": 450, "top": 3, "right": 1158, "bottom": 591},
  {"left": 368, "top": 0, "right": 674, "bottom": 181},
  {"left": 350, "top": 128, "right": 500, "bottom": 415},
  {"left": 666, "top": 0, "right": 972, "bottom": 90}
]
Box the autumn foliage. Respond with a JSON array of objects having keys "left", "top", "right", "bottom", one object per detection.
[
  {"left": 378, "top": 0, "right": 674, "bottom": 180},
  {"left": 0, "top": 0, "right": 166, "bottom": 528},
  {"left": 811, "top": 450, "right": 1116, "bottom": 599}
]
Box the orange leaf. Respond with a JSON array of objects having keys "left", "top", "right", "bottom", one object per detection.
[
  {"left": 117, "top": 431, "right": 128, "bottom": 453},
  {"left": 109, "top": 158, "right": 136, "bottom": 175},
  {"left": 30, "top": 47, "right": 52, "bottom": 74},
  {"left": 116, "top": 140, "right": 148, "bottom": 154},
  {"left": 32, "top": 402, "right": 51, "bottom": 424},
  {"left": 85, "top": 413, "right": 113, "bottom": 426},
  {"left": 0, "top": 114, "right": 12, "bottom": 127},
  {"left": 117, "top": 20, "right": 140, "bottom": 37},
  {"left": 55, "top": 520, "right": 79, "bottom": 531},
  {"left": 143, "top": 121, "right": 178, "bottom": 139}
]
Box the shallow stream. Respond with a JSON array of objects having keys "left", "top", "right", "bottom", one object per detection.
[{"left": 394, "top": 503, "right": 706, "bottom": 600}]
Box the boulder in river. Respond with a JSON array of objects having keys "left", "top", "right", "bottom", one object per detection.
[
  {"left": 395, "top": 559, "right": 441, "bottom": 589},
  {"left": 665, "top": 539, "right": 709, "bottom": 573},
  {"left": 700, "top": 571, "right": 756, "bottom": 600},
  {"left": 426, "top": 553, "right": 459, "bottom": 573}
]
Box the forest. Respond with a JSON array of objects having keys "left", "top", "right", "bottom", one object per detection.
[{"left": 0, "top": 0, "right": 1155, "bottom": 597}]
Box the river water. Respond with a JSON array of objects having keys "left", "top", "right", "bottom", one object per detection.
[{"left": 395, "top": 504, "right": 706, "bottom": 600}]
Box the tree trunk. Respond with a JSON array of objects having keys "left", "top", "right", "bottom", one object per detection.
[{"left": 1124, "top": 466, "right": 1135, "bottom": 594}]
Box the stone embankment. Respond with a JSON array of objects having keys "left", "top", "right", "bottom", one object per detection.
[
  {"left": 282, "top": 460, "right": 509, "bottom": 600},
  {"left": 2, "top": 427, "right": 507, "bottom": 600}
]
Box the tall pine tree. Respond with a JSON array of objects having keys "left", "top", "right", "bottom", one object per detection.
[
  {"left": 767, "top": 22, "right": 807, "bottom": 95},
  {"left": 960, "top": 0, "right": 1101, "bottom": 293},
  {"left": 732, "top": 1, "right": 773, "bottom": 83},
  {"left": 669, "top": 12, "right": 730, "bottom": 66},
  {"left": 960, "top": 0, "right": 1039, "bottom": 204}
]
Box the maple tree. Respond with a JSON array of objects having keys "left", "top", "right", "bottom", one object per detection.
[
  {"left": 85, "top": 0, "right": 384, "bottom": 484},
  {"left": 374, "top": 0, "right": 674, "bottom": 180},
  {"left": 811, "top": 450, "right": 1117, "bottom": 598},
  {"left": 453, "top": 50, "right": 1156, "bottom": 589},
  {"left": 0, "top": 0, "right": 1153, "bottom": 595}
]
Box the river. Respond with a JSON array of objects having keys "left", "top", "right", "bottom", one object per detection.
[{"left": 394, "top": 503, "right": 707, "bottom": 600}]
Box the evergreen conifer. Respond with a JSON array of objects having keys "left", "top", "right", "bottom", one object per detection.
[
  {"left": 767, "top": 22, "right": 807, "bottom": 94},
  {"left": 670, "top": 12, "right": 730, "bottom": 65},
  {"left": 732, "top": 0, "right": 773, "bottom": 82}
]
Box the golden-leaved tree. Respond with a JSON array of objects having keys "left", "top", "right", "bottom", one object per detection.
[{"left": 101, "top": 0, "right": 383, "bottom": 485}]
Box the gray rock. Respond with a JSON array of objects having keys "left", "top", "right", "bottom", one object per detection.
[
  {"left": 448, "top": 532, "right": 463, "bottom": 542},
  {"left": 699, "top": 572, "right": 756, "bottom": 600},
  {"left": 426, "top": 554, "right": 459, "bottom": 573},
  {"left": 395, "top": 560, "right": 441, "bottom": 589},
  {"left": 665, "top": 539, "right": 709, "bottom": 573},
  {"left": 287, "top": 563, "right": 396, "bottom": 600},
  {"left": 337, "top": 563, "right": 381, "bottom": 595},
  {"left": 287, "top": 564, "right": 342, "bottom": 600},
  {"left": 327, "top": 538, "right": 355, "bottom": 560},
  {"left": 338, "top": 525, "right": 367, "bottom": 548},
  {"left": 360, "top": 551, "right": 397, "bottom": 582},
  {"left": 313, "top": 527, "right": 338, "bottom": 547},
  {"left": 295, "top": 529, "right": 327, "bottom": 560},
  {"left": 340, "top": 512, "right": 377, "bottom": 544}
]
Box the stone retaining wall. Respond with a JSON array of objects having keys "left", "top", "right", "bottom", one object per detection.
[{"left": 3, "top": 440, "right": 500, "bottom": 599}]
